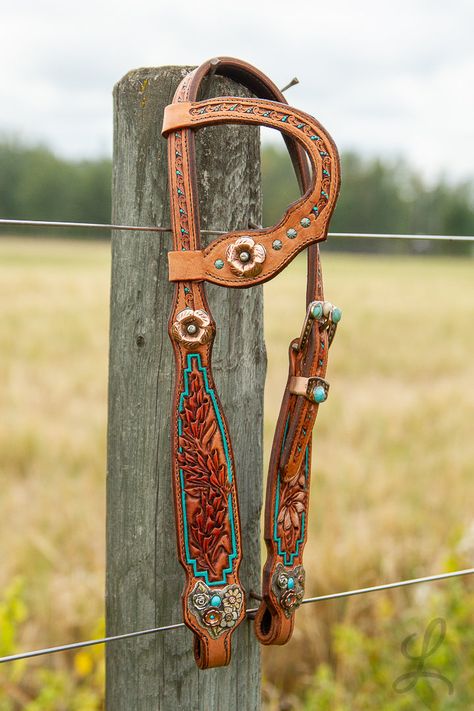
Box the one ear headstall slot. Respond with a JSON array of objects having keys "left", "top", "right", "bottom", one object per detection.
[{"left": 163, "top": 56, "right": 341, "bottom": 669}]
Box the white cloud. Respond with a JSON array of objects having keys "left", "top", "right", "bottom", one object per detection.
[{"left": 0, "top": 0, "right": 472, "bottom": 181}]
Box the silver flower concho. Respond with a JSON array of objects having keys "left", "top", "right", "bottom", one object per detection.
[
  {"left": 226, "top": 236, "right": 266, "bottom": 278},
  {"left": 171, "top": 308, "right": 214, "bottom": 349}
]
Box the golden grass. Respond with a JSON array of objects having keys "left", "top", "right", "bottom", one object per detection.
[{"left": 1, "top": 237, "right": 473, "bottom": 703}]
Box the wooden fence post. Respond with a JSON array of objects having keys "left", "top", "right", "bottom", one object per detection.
[{"left": 106, "top": 66, "right": 265, "bottom": 710}]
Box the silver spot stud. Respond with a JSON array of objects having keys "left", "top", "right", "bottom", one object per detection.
[
  {"left": 239, "top": 250, "right": 251, "bottom": 263},
  {"left": 300, "top": 217, "right": 311, "bottom": 228},
  {"left": 272, "top": 239, "right": 283, "bottom": 250},
  {"left": 186, "top": 323, "right": 198, "bottom": 335}
]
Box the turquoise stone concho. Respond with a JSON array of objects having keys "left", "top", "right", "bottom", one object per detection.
[
  {"left": 188, "top": 581, "right": 244, "bottom": 638},
  {"left": 272, "top": 564, "right": 305, "bottom": 618}
]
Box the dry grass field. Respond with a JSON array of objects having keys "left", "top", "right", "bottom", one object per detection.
[{"left": 1, "top": 236, "right": 473, "bottom": 709}]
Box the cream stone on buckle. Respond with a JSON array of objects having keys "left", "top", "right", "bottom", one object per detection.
[
  {"left": 171, "top": 308, "right": 213, "bottom": 349},
  {"left": 226, "top": 236, "right": 266, "bottom": 277}
]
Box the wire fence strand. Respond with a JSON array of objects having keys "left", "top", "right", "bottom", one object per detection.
[
  {"left": 1, "top": 218, "right": 474, "bottom": 241},
  {"left": 1, "top": 567, "right": 472, "bottom": 665}
]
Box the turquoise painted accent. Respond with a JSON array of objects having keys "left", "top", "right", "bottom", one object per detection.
[
  {"left": 312, "top": 206, "right": 319, "bottom": 214},
  {"left": 281, "top": 115, "right": 289, "bottom": 122},
  {"left": 210, "top": 595, "right": 222, "bottom": 607},
  {"left": 297, "top": 123, "right": 305, "bottom": 129},
  {"left": 176, "top": 169, "right": 182, "bottom": 176},
  {"left": 319, "top": 359, "right": 324, "bottom": 367},
  {"left": 272, "top": 239, "right": 283, "bottom": 250},
  {"left": 273, "top": 419, "right": 309, "bottom": 566},
  {"left": 311, "top": 303, "right": 323, "bottom": 319},
  {"left": 287, "top": 577, "right": 295, "bottom": 590},
  {"left": 184, "top": 287, "right": 190, "bottom": 294},
  {"left": 178, "top": 354, "right": 237, "bottom": 586},
  {"left": 323, "top": 169, "right": 330, "bottom": 177},
  {"left": 286, "top": 228, "right": 297, "bottom": 239},
  {"left": 215, "top": 259, "right": 224, "bottom": 269},
  {"left": 313, "top": 386, "right": 327, "bottom": 403},
  {"left": 332, "top": 307, "right": 342, "bottom": 323},
  {"left": 300, "top": 217, "right": 311, "bottom": 228},
  {"left": 319, "top": 151, "right": 328, "bottom": 157},
  {"left": 310, "top": 135, "right": 320, "bottom": 141},
  {"left": 321, "top": 190, "right": 329, "bottom": 199}
]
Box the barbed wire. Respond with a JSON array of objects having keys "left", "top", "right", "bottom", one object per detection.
[
  {"left": 0, "top": 567, "right": 472, "bottom": 665},
  {"left": 1, "top": 218, "right": 474, "bottom": 241}
]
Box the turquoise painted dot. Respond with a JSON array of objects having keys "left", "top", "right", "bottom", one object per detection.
[
  {"left": 272, "top": 239, "right": 283, "bottom": 250},
  {"left": 286, "top": 228, "right": 297, "bottom": 239},
  {"left": 331, "top": 307, "right": 342, "bottom": 323},
  {"left": 287, "top": 577, "right": 295, "bottom": 590},
  {"left": 311, "top": 303, "right": 323, "bottom": 319},
  {"left": 214, "top": 259, "right": 224, "bottom": 269},
  {"left": 300, "top": 217, "right": 311, "bottom": 228},
  {"left": 313, "top": 386, "right": 327, "bottom": 403},
  {"left": 210, "top": 595, "right": 222, "bottom": 607}
]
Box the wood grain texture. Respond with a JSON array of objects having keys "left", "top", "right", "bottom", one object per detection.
[{"left": 106, "top": 66, "right": 265, "bottom": 710}]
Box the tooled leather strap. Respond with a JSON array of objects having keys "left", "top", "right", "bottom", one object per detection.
[{"left": 163, "top": 57, "right": 340, "bottom": 666}]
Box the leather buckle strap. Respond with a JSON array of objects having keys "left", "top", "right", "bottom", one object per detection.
[
  {"left": 288, "top": 375, "right": 330, "bottom": 403},
  {"left": 296, "top": 300, "right": 342, "bottom": 353},
  {"left": 278, "top": 300, "right": 341, "bottom": 481}
]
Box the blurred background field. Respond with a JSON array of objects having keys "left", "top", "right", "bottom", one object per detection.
[{"left": 1, "top": 235, "right": 473, "bottom": 709}]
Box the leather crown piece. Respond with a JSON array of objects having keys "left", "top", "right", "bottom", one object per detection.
[{"left": 162, "top": 56, "right": 341, "bottom": 669}]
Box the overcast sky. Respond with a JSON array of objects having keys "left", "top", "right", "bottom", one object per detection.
[{"left": 1, "top": 0, "right": 473, "bottom": 181}]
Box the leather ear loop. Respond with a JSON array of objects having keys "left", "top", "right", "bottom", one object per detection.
[{"left": 163, "top": 97, "right": 338, "bottom": 287}]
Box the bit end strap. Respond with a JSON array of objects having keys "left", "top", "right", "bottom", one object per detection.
[
  {"left": 193, "top": 632, "right": 232, "bottom": 669},
  {"left": 254, "top": 599, "right": 294, "bottom": 645}
]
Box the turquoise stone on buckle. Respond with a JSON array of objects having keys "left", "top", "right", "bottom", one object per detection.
[{"left": 313, "top": 386, "right": 327, "bottom": 403}]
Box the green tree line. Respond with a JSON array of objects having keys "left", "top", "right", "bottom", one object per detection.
[{"left": 1, "top": 139, "right": 473, "bottom": 252}]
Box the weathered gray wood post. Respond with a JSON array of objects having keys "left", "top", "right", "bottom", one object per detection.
[{"left": 106, "top": 66, "right": 265, "bottom": 710}]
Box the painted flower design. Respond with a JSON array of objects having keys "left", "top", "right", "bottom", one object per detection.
[
  {"left": 202, "top": 609, "right": 222, "bottom": 628},
  {"left": 220, "top": 606, "right": 238, "bottom": 628},
  {"left": 192, "top": 585, "right": 210, "bottom": 610},
  {"left": 171, "top": 308, "right": 213, "bottom": 349},
  {"left": 280, "top": 589, "right": 303, "bottom": 613},
  {"left": 222, "top": 586, "right": 243, "bottom": 608},
  {"left": 226, "top": 236, "right": 266, "bottom": 278}
]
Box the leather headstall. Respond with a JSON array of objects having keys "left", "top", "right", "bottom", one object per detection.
[{"left": 162, "top": 57, "right": 341, "bottom": 669}]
